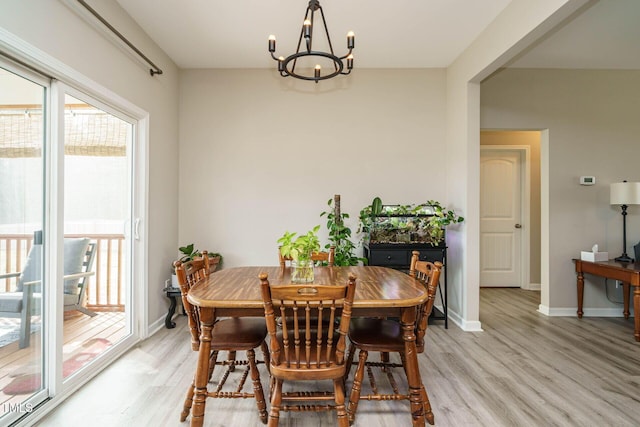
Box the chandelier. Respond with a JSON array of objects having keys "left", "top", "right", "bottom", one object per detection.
[{"left": 268, "top": 0, "right": 354, "bottom": 83}]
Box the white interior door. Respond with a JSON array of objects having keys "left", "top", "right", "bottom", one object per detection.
[{"left": 480, "top": 149, "right": 523, "bottom": 287}]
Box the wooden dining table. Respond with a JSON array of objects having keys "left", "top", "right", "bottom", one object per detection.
[{"left": 187, "top": 265, "right": 434, "bottom": 427}]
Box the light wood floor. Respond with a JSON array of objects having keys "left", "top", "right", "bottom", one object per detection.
[{"left": 36, "top": 289, "right": 640, "bottom": 426}]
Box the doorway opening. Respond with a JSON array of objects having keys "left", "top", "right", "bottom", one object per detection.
[{"left": 480, "top": 130, "right": 541, "bottom": 293}]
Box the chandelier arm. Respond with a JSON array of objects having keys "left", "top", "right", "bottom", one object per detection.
[
  {"left": 338, "top": 49, "right": 353, "bottom": 61},
  {"left": 306, "top": 3, "right": 315, "bottom": 53},
  {"left": 293, "top": 5, "right": 313, "bottom": 75},
  {"left": 317, "top": 4, "right": 338, "bottom": 72}
]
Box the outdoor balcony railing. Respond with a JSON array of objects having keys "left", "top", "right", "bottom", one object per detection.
[{"left": 1, "top": 233, "right": 125, "bottom": 311}]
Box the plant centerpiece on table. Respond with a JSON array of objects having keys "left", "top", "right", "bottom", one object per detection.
[
  {"left": 277, "top": 225, "right": 321, "bottom": 283},
  {"left": 358, "top": 198, "right": 464, "bottom": 246}
]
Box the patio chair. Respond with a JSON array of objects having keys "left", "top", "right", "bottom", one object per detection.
[
  {"left": 64, "top": 241, "right": 98, "bottom": 317},
  {"left": 0, "top": 237, "right": 95, "bottom": 348}
]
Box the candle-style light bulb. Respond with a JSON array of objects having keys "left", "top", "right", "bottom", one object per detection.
[
  {"left": 347, "top": 54, "right": 354, "bottom": 70},
  {"left": 303, "top": 19, "right": 312, "bottom": 38},
  {"left": 314, "top": 64, "right": 321, "bottom": 82},
  {"left": 278, "top": 56, "right": 284, "bottom": 72},
  {"left": 268, "top": 35, "right": 276, "bottom": 52},
  {"left": 347, "top": 31, "right": 355, "bottom": 49}
]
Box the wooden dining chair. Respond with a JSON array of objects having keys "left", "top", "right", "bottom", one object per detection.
[
  {"left": 345, "top": 251, "right": 442, "bottom": 425},
  {"left": 278, "top": 245, "right": 335, "bottom": 270},
  {"left": 174, "top": 257, "right": 270, "bottom": 424},
  {"left": 259, "top": 272, "right": 357, "bottom": 427}
]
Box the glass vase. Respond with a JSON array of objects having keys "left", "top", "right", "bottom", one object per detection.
[{"left": 291, "top": 259, "right": 314, "bottom": 283}]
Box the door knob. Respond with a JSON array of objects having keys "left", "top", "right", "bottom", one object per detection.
[{"left": 515, "top": 224, "right": 522, "bottom": 229}]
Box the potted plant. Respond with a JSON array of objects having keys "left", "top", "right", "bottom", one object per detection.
[
  {"left": 170, "top": 244, "right": 223, "bottom": 287},
  {"left": 277, "top": 225, "right": 321, "bottom": 283}
]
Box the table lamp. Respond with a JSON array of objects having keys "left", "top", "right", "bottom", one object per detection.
[{"left": 610, "top": 181, "right": 640, "bottom": 263}]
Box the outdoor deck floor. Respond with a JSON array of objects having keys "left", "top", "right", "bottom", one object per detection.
[{"left": 0, "top": 311, "right": 125, "bottom": 411}]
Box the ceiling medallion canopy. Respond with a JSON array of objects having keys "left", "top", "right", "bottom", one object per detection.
[{"left": 268, "top": 0, "right": 354, "bottom": 83}]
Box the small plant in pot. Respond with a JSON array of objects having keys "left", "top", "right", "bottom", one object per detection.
[
  {"left": 170, "top": 244, "right": 223, "bottom": 287},
  {"left": 277, "top": 225, "right": 321, "bottom": 283}
]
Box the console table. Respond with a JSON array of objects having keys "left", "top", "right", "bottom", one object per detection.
[{"left": 573, "top": 259, "right": 640, "bottom": 341}]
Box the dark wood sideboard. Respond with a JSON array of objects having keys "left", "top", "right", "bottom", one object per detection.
[{"left": 364, "top": 241, "right": 448, "bottom": 328}]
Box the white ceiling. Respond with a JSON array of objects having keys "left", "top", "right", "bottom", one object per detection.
[
  {"left": 114, "top": 0, "right": 640, "bottom": 71},
  {"left": 114, "top": 0, "right": 512, "bottom": 69},
  {"left": 509, "top": 0, "right": 640, "bottom": 69}
]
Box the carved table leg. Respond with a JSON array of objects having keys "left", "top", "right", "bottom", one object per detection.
[
  {"left": 577, "top": 271, "right": 584, "bottom": 318},
  {"left": 634, "top": 286, "right": 640, "bottom": 342},
  {"left": 623, "top": 282, "right": 631, "bottom": 319},
  {"left": 165, "top": 294, "right": 177, "bottom": 329}
]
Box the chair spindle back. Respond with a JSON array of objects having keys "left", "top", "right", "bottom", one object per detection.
[
  {"left": 408, "top": 251, "right": 442, "bottom": 353},
  {"left": 259, "top": 272, "right": 356, "bottom": 370},
  {"left": 174, "top": 256, "right": 208, "bottom": 351}
]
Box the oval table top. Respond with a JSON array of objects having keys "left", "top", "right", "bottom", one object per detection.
[{"left": 187, "top": 265, "right": 427, "bottom": 310}]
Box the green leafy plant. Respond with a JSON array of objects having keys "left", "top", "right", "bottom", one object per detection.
[
  {"left": 178, "top": 243, "right": 200, "bottom": 262},
  {"left": 277, "top": 226, "right": 321, "bottom": 262},
  {"left": 320, "top": 198, "right": 366, "bottom": 266},
  {"left": 174, "top": 244, "right": 223, "bottom": 272}
]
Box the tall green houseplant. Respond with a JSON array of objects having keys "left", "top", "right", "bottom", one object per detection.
[{"left": 320, "top": 195, "right": 366, "bottom": 266}]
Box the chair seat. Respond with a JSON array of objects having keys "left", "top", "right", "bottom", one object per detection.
[
  {"left": 348, "top": 318, "right": 405, "bottom": 352},
  {"left": 210, "top": 318, "right": 267, "bottom": 350},
  {"left": 0, "top": 292, "right": 41, "bottom": 313},
  {"left": 63, "top": 293, "right": 80, "bottom": 306}
]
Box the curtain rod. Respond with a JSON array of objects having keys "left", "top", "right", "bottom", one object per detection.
[{"left": 77, "top": 0, "right": 163, "bottom": 76}]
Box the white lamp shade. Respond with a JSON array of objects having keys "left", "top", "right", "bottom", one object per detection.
[{"left": 610, "top": 182, "right": 640, "bottom": 205}]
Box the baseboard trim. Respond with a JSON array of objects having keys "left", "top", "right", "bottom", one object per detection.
[
  {"left": 539, "top": 306, "right": 633, "bottom": 317},
  {"left": 448, "top": 309, "right": 483, "bottom": 332}
]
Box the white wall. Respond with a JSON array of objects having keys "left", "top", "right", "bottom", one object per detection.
[
  {"left": 481, "top": 68, "right": 640, "bottom": 313},
  {"left": 444, "top": 0, "right": 589, "bottom": 330},
  {"left": 178, "top": 69, "right": 447, "bottom": 267},
  {"left": 0, "top": 0, "right": 180, "bottom": 326}
]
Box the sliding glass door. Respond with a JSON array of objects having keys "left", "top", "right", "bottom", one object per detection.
[
  {"left": 0, "top": 57, "right": 140, "bottom": 425},
  {"left": 60, "top": 91, "right": 133, "bottom": 384},
  {"left": 0, "top": 64, "right": 47, "bottom": 422}
]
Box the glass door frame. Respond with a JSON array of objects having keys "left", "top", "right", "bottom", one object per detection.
[
  {"left": 0, "top": 54, "right": 51, "bottom": 424},
  {"left": 49, "top": 81, "right": 145, "bottom": 395}
]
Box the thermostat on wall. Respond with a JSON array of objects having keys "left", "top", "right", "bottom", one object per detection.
[{"left": 580, "top": 176, "right": 596, "bottom": 185}]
